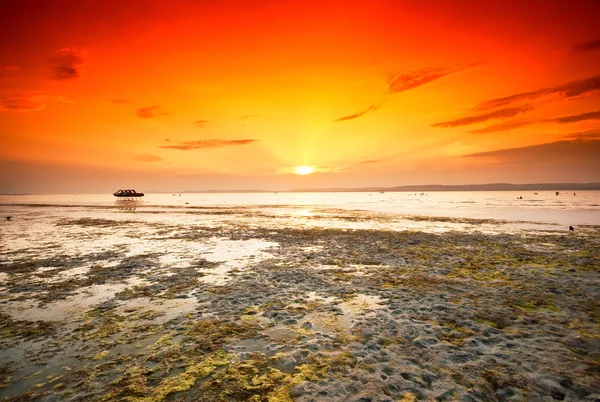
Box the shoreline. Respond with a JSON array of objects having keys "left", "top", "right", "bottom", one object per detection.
[{"left": 0, "top": 208, "right": 599, "bottom": 400}]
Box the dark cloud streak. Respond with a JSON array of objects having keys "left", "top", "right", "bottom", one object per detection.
[
  {"left": 0, "top": 93, "right": 45, "bottom": 112},
  {"left": 159, "top": 139, "right": 258, "bottom": 150},
  {"left": 133, "top": 154, "right": 165, "bottom": 162},
  {"left": 470, "top": 110, "right": 600, "bottom": 133},
  {"left": 562, "top": 130, "right": 600, "bottom": 140},
  {"left": 335, "top": 103, "right": 383, "bottom": 122},
  {"left": 387, "top": 63, "right": 478, "bottom": 94},
  {"left": 549, "top": 110, "right": 600, "bottom": 123},
  {"left": 572, "top": 38, "right": 600, "bottom": 54},
  {"left": 50, "top": 48, "right": 87, "bottom": 81},
  {"left": 463, "top": 139, "right": 600, "bottom": 164},
  {"left": 475, "top": 75, "right": 600, "bottom": 110},
  {"left": 433, "top": 105, "right": 534, "bottom": 128},
  {"left": 136, "top": 105, "right": 160, "bottom": 118}
]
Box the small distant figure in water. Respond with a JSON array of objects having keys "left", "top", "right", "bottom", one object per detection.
[
  {"left": 569, "top": 226, "right": 574, "bottom": 232},
  {"left": 517, "top": 196, "right": 523, "bottom": 199},
  {"left": 556, "top": 191, "right": 560, "bottom": 196},
  {"left": 534, "top": 192, "right": 538, "bottom": 195},
  {"left": 573, "top": 192, "right": 576, "bottom": 196},
  {"left": 4, "top": 216, "right": 11, "bottom": 221}
]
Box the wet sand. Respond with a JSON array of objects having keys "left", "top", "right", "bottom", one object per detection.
[{"left": 0, "top": 206, "right": 599, "bottom": 401}]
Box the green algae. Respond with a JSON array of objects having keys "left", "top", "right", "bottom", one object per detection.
[
  {"left": 0, "top": 312, "right": 58, "bottom": 341},
  {"left": 93, "top": 351, "right": 110, "bottom": 361},
  {"left": 184, "top": 319, "right": 261, "bottom": 351}
]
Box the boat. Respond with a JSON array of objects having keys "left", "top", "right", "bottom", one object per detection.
[{"left": 114, "top": 189, "right": 145, "bottom": 197}]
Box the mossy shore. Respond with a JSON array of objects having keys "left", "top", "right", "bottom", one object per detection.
[{"left": 0, "top": 207, "right": 599, "bottom": 401}]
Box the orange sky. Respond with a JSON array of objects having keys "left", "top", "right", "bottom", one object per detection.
[{"left": 1, "top": 0, "right": 599, "bottom": 193}]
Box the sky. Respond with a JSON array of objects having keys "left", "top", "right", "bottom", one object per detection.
[{"left": 1, "top": 0, "right": 600, "bottom": 193}]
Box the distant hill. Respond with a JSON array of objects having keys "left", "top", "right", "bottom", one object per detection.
[
  {"left": 289, "top": 182, "right": 600, "bottom": 192},
  {"left": 175, "top": 183, "right": 600, "bottom": 193}
]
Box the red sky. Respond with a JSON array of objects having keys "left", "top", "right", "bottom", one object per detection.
[{"left": 1, "top": 0, "right": 599, "bottom": 193}]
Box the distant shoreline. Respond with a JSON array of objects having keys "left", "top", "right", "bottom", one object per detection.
[
  {"left": 181, "top": 182, "right": 600, "bottom": 193},
  {"left": 2, "top": 182, "right": 600, "bottom": 195}
]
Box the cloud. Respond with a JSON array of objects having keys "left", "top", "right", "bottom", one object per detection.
[
  {"left": 387, "top": 63, "right": 478, "bottom": 94},
  {"left": 238, "top": 114, "right": 260, "bottom": 120},
  {"left": 475, "top": 75, "right": 600, "bottom": 110},
  {"left": 136, "top": 105, "right": 161, "bottom": 118},
  {"left": 572, "top": 38, "right": 600, "bottom": 54},
  {"left": 335, "top": 103, "right": 383, "bottom": 122},
  {"left": 133, "top": 154, "right": 165, "bottom": 162},
  {"left": 195, "top": 120, "right": 210, "bottom": 127},
  {"left": 159, "top": 139, "right": 258, "bottom": 150},
  {"left": 470, "top": 109, "right": 600, "bottom": 133},
  {"left": 562, "top": 130, "right": 600, "bottom": 140},
  {"left": 463, "top": 138, "right": 600, "bottom": 164},
  {"left": 3, "top": 66, "right": 19, "bottom": 72},
  {"left": 432, "top": 105, "right": 534, "bottom": 128},
  {"left": 0, "top": 93, "right": 45, "bottom": 112},
  {"left": 50, "top": 47, "right": 88, "bottom": 80},
  {"left": 357, "top": 159, "right": 383, "bottom": 165},
  {"left": 469, "top": 121, "right": 530, "bottom": 134},
  {"left": 549, "top": 110, "right": 600, "bottom": 123},
  {"left": 111, "top": 98, "right": 132, "bottom": 104}
]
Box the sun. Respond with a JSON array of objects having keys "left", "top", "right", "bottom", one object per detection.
[{"left": 294, "top": 165, "right": 315, "bottom": 175}]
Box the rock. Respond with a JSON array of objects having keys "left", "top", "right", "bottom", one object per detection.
[
  {"left": 412, "top": 336, "right": 438, "bottom": 348},
  {"left": 301, "top": 321, "right": 313, "bottom": 330},
  {"left": 362, "top": 356, "right": 377, "bottom": 365},
  {"left": 289, "top": 384, "right": 310, "bottom": 397},
  {"left": 266, "top": 342, "right": 283, "bottom": 351},
  {"left": 534, "top": 377, "right": 566, "bottom": 400}
]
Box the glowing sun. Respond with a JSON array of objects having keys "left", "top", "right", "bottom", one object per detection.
[{"left": 294, "top": 165, "right": 315, "bottom": 175}]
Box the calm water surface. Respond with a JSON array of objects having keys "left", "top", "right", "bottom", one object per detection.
[{"left": 1, "top": 191, "right": 598, "bottom": 226}]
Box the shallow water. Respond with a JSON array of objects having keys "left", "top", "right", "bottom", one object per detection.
[{"left": 1, "top": 190, "right": 598, "bottom": 226}]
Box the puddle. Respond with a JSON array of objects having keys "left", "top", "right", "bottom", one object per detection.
[
  {"left": 198, "top": 238, "right": 277, "bottom": 284},
  {"left": 116, "top": 296, "right": 199, "bottom": 323},
  {"left": 230, "top": 338, "right": 279, "bottom": 357},
  {"left": 305, "top": 291, "right": 336, "bottom": 303},
  {"left": 336, "top": 294, "right": 385, "bottom": 329},
  {"left": 2, "top": 279, "right": 139, "bottom": 321},
  {"left": 263, "top": 325, "right": 305, "bottom": 342}
]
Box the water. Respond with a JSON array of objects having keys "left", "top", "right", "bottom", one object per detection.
[{"left": 1, "top": 191, "right": 598, "bottom": 227}]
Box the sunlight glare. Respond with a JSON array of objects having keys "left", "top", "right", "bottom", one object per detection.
[{"left": 294, "top": 165, "right": 315, "bottom": 175}]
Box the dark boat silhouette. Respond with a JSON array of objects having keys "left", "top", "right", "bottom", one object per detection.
[{"left": 114, "top": 189, "right": 145, "bottom": 197}]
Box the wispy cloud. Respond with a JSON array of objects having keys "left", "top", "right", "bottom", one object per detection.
[
  {"left": 549, "top": 110, "right": 600, "bottom": 123},
  {"left": 238, "top": 114, "right": 260, "bottom": 120},
  {"left": 195, "top": 120, "right": 210, "bottom": 127},
  {"left": 475, "top": 75, "right": 600, "bottom": 111},
  {"left": 133, "top": 154, "right": 165, "bottom": 162},
  {"left": 463, "top": 138, "right": 600, "bottom": 163},
  {"left": 470, "top": 109, "right": 600, "bottom": 133},
  {"left": 335, "top": 102, "right": 383, "bottom": 122},
  {"left": 562, "top": 130, "right": 600, "bottom": 140},
  {"left": 387, "top": 63, "right": 478, "bottom": 94},
  {"left": 136, "top": 105, "right": 164, "bottom": 118},
  {"left": 111, "top": 98, "right": 132, "bottom": 104},
  {"left": 0, "top": 92, "right": 45, "bottom": 112},
  {"left": 333, "top": 62, "right": 478, "bottom": 122},
  {"left": 433, "top": 105, "right": 534, "bottom": 128},
  {"left": 469, "top": 121, "right": 531, "bottom": 134},
  {"left": 572, "top": 38, "right": 600, "bottom": 54},
  {"left": 159, "top": 139, "right": 258, "bottom": 150},
  {"left": 50, "top": 47, "right": 88, "bottom": 80},
  {"left": 357, "top": 158, "right": 383, "bottom": 165}
]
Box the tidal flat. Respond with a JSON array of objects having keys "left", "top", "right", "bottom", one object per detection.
[{"left": 0, "top": 206, "right": 599, "bottom": 401}]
